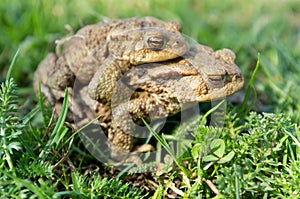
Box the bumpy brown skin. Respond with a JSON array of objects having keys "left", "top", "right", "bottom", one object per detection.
[
  {"left": 104, "top": 44, "right": 244, "bottom": 154},
  {"left": 33, "top": 17, "right": 244, "bottom": 160},
  {"left": 33, "top": 17, "right": 188, "bottom": 104}
]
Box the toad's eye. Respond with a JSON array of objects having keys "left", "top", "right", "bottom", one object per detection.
[
  {"left": 146, "top": 36, "right": 166, "bottom": 50},
  {"left": 208, "top": 75, "right": 226, "bottom": 88}
]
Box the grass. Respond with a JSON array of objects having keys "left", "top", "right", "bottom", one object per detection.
[{"left": 1, "top": 0, "right": 300, "bottom": 198}]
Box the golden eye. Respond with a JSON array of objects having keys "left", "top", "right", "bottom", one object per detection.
[{"left": 146, "top": 36, "right": 166, "bottom": 50}]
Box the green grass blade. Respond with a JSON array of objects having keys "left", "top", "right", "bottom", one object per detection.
[
  {"left": 22, "top": 105, "right": 40, "bottom": 125},
  {"left": 39, "top": 89, "right": 69, "bottom": 157},
  {"left": 51, "top": 88, "right": 69, "bottom": 137},
  {"left": 284, "top": 127, "right": 300, "bottom": 149},
  {"left": 234, "top": 163, "right": 240, "bottom": 199},
  {"left": 142, "top": 118, "right": 190, "bottom": 177},
  {"left": 200, "top": 100, "right": 225, "bottom": 126},
  {"left": 241, "top": 53, "right": 260, "bottom": 113},
  {"left": 6, "top": 48, "right": 20, "bottom": 80},
  {"left": 37, "top": 81, "right": 48, "bottom": 127}
]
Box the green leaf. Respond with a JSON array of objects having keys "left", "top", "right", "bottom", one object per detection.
[
  {"left": 191, "top": 143, "right": 201, "bottom": 159},
  {"left": 202, "top": 154, "right": 219, "bottom": 162},
  {"left": 210, "top": 139, "right": 225, "bottom": 158},
  {"left": 218, "top": 151, "right": 235, "bottom": 164},
  {"left": 203, "top": 161, "right": 214, "bottom": 171},
  {"left": 71, "top": 172, "right": 81, "bottom": 191},
  {"left": 152, "top": 183, "right": 163, "bottom": 199},
  {"left": 3, "top": 170, "right": 51, "bottom": 199}
]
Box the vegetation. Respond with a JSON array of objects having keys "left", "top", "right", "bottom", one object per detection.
[{"left": 0, "top": 0, "right": 299, "bottom": 198}]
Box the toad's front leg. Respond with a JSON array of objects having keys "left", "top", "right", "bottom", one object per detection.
[
  {"left": 108, "top": 92, "right": 181, "bottom": 158},
  {"left": 88, "top": 58, "right": 132, "bottom": 105}
]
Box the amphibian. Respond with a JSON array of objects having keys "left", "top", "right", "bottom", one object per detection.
[
  {"left": 34, "top": 17, "right": 244, "bottom": 161},
  {"left": 34, "top": 17, "right": 189, "bottom": 104},
  {"left": 97, "top": 44, "right": 244, "bottom": 155}
]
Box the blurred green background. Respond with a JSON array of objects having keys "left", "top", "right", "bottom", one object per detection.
[{"left": 0, "top": 0, "right": 300, "bottom": 120}]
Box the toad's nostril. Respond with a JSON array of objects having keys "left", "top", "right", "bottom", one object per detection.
[
  {"left": 173, "top": 40, "right": 183, "bottom": 47},
  {"left": 234, "top": 73, "right": 242, "bottom": 80}
]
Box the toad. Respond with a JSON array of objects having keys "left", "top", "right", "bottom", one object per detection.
[
  {"left": 100, "top": 44, "right": 244, "bottom": 155},
  {"left": 34, "top": 17, "right": 189, "bottom": 104},
  {"left": 34, "top": 17, "right": 244, "bottom": 161}
]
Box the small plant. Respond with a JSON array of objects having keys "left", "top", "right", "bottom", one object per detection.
[
  {"left": 215, "top": 112, "right": 300, "bottom": 198},
  {"left": 54, "top": 172, "right": 148, "bottom": 198},
  {"left": 194, "top": 138, "right": 235, "bottom": 170},
  {"left": 0, "top": 50, "right": 22, "bottom": 172}
]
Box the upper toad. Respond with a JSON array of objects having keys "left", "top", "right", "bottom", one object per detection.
[{"left": 34, "top": 17, "right": 189, "bottom": 104}]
